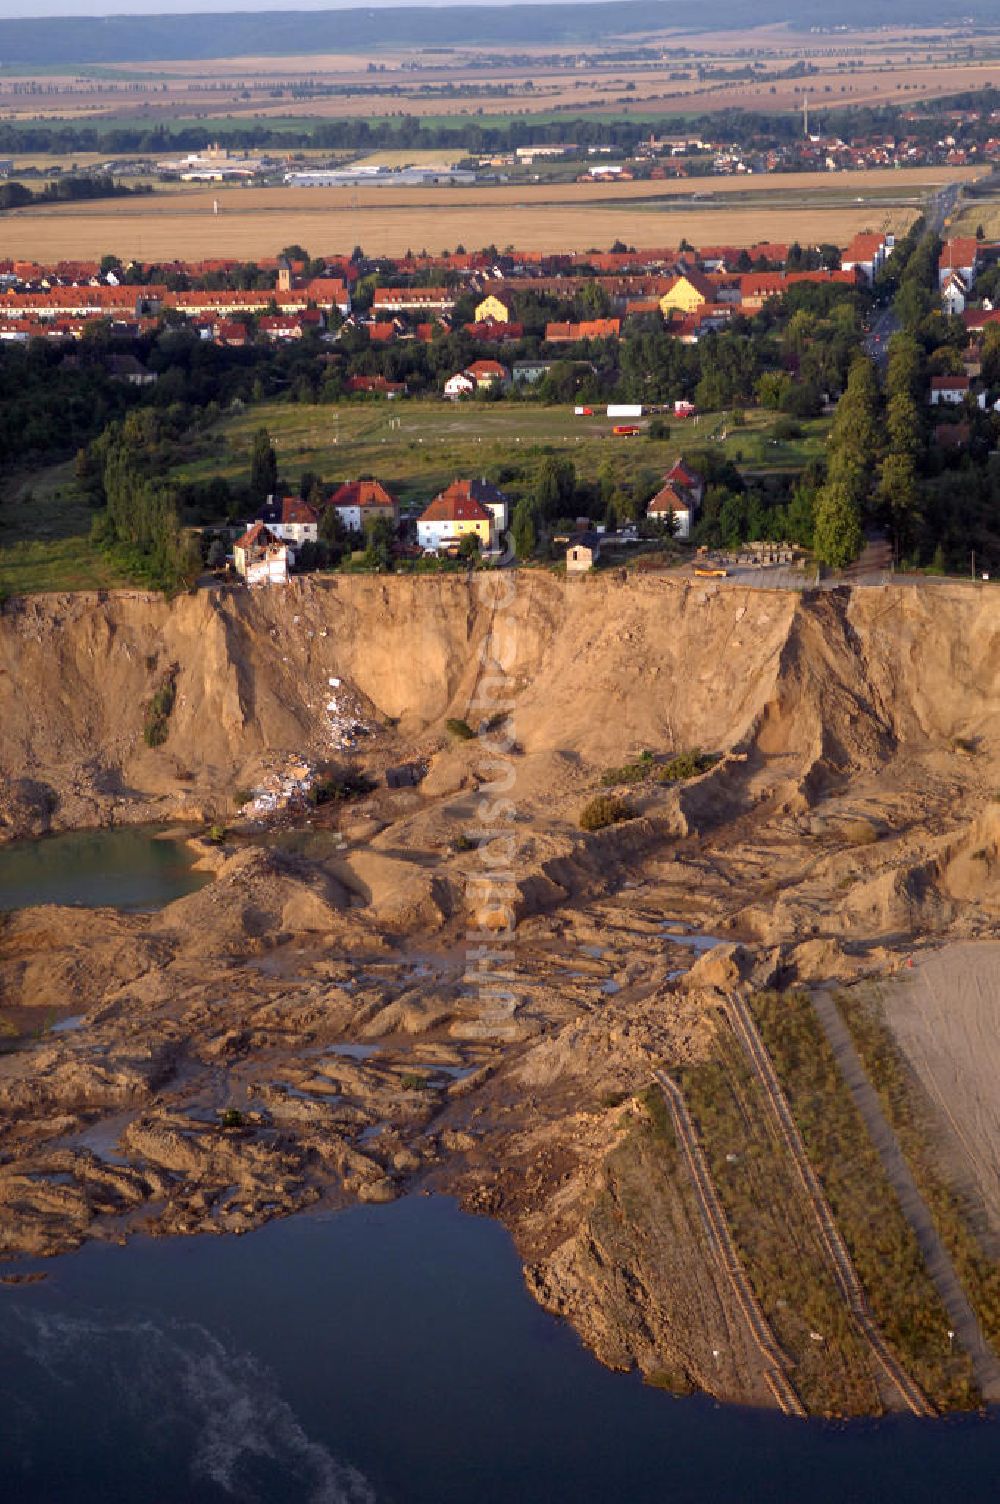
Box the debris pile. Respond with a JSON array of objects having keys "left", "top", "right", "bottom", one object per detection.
[
  {"left": 239, "top": 759, "right": 316, "bottom": 819},
  {"left": 323, "top": 677, "right": 370, "bottom": 750}
]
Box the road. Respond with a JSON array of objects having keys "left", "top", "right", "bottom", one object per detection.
[
  {"left": 863, "top": 181, "right": 963, "bottom": 370},
  {"left": 864, "top": 304, "right": 899, "bottom": 370}
]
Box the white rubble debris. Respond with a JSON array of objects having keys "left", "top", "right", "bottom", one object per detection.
[
  {"left": 239, "top": 759, "right": 316, "bottom": 818},
  {"left": 237, "top": 676, "right": 373, "bottom": 816}
]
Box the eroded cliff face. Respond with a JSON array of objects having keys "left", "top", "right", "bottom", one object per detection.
[
  {"left": 0, "top": 574, "right": 801, "bottom": 834},
  {"left": 8, "top": 573, "right": 995, "bottom": 838},
  {"left": 2, "top": 575, "right": 1000, "bottom": 1415}
]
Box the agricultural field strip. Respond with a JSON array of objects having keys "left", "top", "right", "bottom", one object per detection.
[
  {"left": 11, "top": 56, "right": 1000, "bottom": 123},
  {"left": 811, "top": 989, "right": 1000, "bottom": 1402},
  {"left": 0, "top": 202, "right": 923, "bottom": 261},
  {"left": 724, "top": 991, "right": 935, "bottom": 1416},
  {"left": 654, "top": 1069, "right": 806, "bottom": 1417}
]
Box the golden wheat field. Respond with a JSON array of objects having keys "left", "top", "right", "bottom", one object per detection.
[{"left": 0, "top": 189, "right": 931, "bottom": 262}]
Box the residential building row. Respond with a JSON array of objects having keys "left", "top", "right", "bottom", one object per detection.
[
  {"left": 232, "top": 458, "right": 704, "bottom": 584},
  {"left": 0, "top": 232, "right": 902, "bottom": 352}
]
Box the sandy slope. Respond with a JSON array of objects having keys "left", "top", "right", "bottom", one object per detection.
[{"left": 886, "top": 944, "right": 1000, "bottom": 1242}]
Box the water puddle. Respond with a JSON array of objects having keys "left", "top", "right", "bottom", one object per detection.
[
  {"left": 326, "top": 1043, "right": 380, "bottom": 1061},
  {"left": 50, "top": 1015, "right": 85, "bottom": 1035}
]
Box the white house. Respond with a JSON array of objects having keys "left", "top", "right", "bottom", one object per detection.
[
  {"left": 938, "top": 238, "right": 981, "bottom": 291},
  {"left": 326, "top": 478, "right": 398, "bottom": 534},
  {"left": 444, "top": 370, "right": 476, "bottom": 399},
  {"left": 941, "top": 271, "right": 969, "bottom": 317},
  {"left": 416, "top": 482, "right": 494, "bottom": 553},
  {"left": 234, "top": 521, "right": 289, "bottom": 585},
  {"left": 646, "top": 457, "right": 704, "bottom": 539},
  {"left": 929, "top": 375, "right": 984, "bottom": 407},
  {"left": 647, "top": 482, "right": 695, "bottom": 539},
  {"left": 257, "top": 495, "right": 319, "bottom": 552},
  {"left": 841, "top": 231, "right": 890, "bottom": 286}
]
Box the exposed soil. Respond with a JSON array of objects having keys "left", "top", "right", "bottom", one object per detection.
[{"left": 2, "top": 574, "right": 999, "bottom": 1414}]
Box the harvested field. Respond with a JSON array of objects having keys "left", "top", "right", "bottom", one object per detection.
[
  {"left": 953, "top": 197, "right": 1000, "bottom": 240},
  {"left": 0, "top": 166, "right": 965, "bottom": 259},
  {"left": 8, "top": 49, "right": 1000, "bottom": 124},
  {"left": 885, "top": 944, "right": 1000, "bottom": 1244}
]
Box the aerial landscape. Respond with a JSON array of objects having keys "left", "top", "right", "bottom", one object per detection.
[{"left": 2, "top": 0, "right": 1000, "bottom": 1498}]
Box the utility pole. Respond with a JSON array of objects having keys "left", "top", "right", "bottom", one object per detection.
[
  {"left": 971, "top": 548, "right": 976, "bottom": 580},
  {"left": 803, "top": 95, "right": 809, "bottom": 138}
]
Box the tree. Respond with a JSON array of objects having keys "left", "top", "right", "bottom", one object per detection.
[
  {"left": 318, "top": 504, "right": 346, "bottom": 564},
  {"left": 878, "top": 450, "right": 919, "bottom": 544},
  {"left": 757, "top": 371, "right": 792, "bottom": 410},
  {"left": 829, "top": 356, "right": 880, "bottom": 475},
  {"left": 578, "top": 281, "right": 611, "bottom": 318},
  {"left": 535, "top": 455, "right": 576, "bottom": 521},
  {"left": 363, "top": 514, "right": 394, "bottom": 571},
  {"left": 249, "top": 427, "right": 277, "bottom": 507},
  {"left": 319, "top": 504, "right": 345, "bottom": 546},
  {"left": 458, "top": 533, "right": 481, "bottom": 560},
  {"left": 885, "top": 331, "right": 923, "bottom": 404},
  {"left": 299, "top": 469, "right": 321, "bottom": 501},
  {"left": 813, "top": 474, "right": 864, "bottom": 568},
  {"left": 885, "top": 392, "right": 923, "bottom": 460},
  {"left": 511, "top": 497, "right": 536, "bottom": 559}
]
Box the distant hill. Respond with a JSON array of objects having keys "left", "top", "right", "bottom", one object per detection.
[{"left": 0, "top": 1, "right": 996, "bottom": 67}]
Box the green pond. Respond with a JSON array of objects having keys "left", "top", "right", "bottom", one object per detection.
[{"left": 0, "top": 826, "right": 210, "bottom": 912}]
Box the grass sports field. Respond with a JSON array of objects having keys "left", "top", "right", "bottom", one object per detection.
[{"left": 166, "top": 401, "right": 832, "bottom": 509}]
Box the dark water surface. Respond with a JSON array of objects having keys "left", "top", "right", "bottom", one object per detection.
[
  {"left": 0, "top": 825, "right": 209, "bottom": 911},
  {"left": 0, "top": 1196, "right": 997, "bottom": 1504}
]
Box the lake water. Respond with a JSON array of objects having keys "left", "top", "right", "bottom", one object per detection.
[
  {"left": 0, "top": 1196, "right": 997, "bottom": 1504},
  {"left": 0, "top": 826, "right": 210, "bottom": 911}
]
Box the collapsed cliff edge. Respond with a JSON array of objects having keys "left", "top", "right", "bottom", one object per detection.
[{"left": 1, "top": 573, "right": 999, "bottom": 1416}]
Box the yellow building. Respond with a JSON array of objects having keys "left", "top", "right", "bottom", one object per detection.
[
  {"left": 658, "top": 270, "right": 713, "bottom": 315},
  {"left": 474, "top": 293, "right": 512, "bottom": 324},
  {"left": 417, "top": 482, "right": 495, "bottom": 552}
]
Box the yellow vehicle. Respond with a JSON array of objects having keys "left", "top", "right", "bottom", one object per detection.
[{"left": 694, "top": 566, "right": 728, "bottom": 578}]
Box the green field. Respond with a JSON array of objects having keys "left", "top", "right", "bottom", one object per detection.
[
  {"left": 0, "top": 462, "right": 132, "bottom": 595},
  {"left": 168, "top": 400, "right": 831, "bottom": 507}
]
